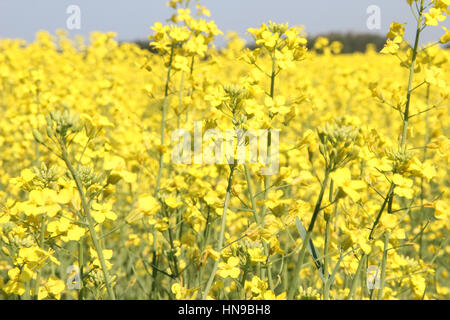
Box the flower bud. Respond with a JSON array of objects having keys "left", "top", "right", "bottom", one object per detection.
[{"left": 32, "top": 129, "right": 45, "bottom": 144}]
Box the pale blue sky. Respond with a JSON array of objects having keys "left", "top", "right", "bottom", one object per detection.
[{"left": 0, "top": 1, "right": 448, "bottom": 46}]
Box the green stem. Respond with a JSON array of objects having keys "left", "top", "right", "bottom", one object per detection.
[
  {"left": 269, "top": 53, "right": 276, "bottom": 99},
  {"left": 61, "top": 147, "right": 116, "bottom": 300},
  {"left": 377, "top": 232, "right": 390, "bottom": 300},
  {"left": 189, "top": 56, "right": 195, "bottom": 77},
  {"left": 258, "top": 53, "right": 277, "bottom": 285},
  {"left": 155, "top": 46, "right": 175, "bottom": 195},
  {"left": 322, "top": 212, "right": 331, "bottom": 300},
  {"left": 347, "top": 254, "right": 366, "bottom": 300},
  {"left": 244, "top": 164, "right": 274, "bottom": 290},
  {"left": 260, "top": 52, "right": 277, "bottom": 217},
  {"left": 177, "top": 71, "right": 185, "bottom": 131},
  {"left": 287, "top": 170, "right": 329, "bottom": 299},
  {"left": 360, "top": 255, "right": 369, "bottom": 298},
  {"left": 198, "top": 207, "right": 211, "bottom": 288},
  {"left": 164, "top": 204, "right": 180, "bottom": 278},
  {"left": 34, "top": 88, "right": 41, "bottom": 167},
  {"left": 202, "top": 165, "right": 235, "bottom": 300},
  {"left": 400, "top": 1, "right": 423, "bottom": 150},
  {"left": 369, "top": 183, "right": 394, "bottom": 240},
  {"left": 33, "top": 215, "right": 46, "bottom": 299},
  {"left": 419, "top": 83, "right": 431, "bottom": 259},
  {"left": 78, "top": 236, "right": 85, "bottom": 300},
  {"left": 240, "top": 268, "right": 247, "bottom": 299}
]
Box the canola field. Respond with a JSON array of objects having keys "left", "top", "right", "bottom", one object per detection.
[{"left": 0, "top": 0, "right": 449, "bottom": 300}]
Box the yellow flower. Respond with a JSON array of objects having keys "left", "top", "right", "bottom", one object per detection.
[
  {"left": 392, "top": 174, "right": 414, "bottom": 199},
  {"left": 440, "top": 26, "right": 450, "bottom": 43},
  {"left": 410, "top": 274, "right": 426, "bottom": 298},
  {"left": 185, "top": 35, "right": 207, "bottom": 57},
  {"left": 172, "top": 55, "right": 190, "bottom": 72},
  {"left": 380, "top": 213, "right": 399, "bottom": 229},
  {"left": 168, "top": 26, "right": 191, "bottom": 43},
  {"left": 66, "top": 225, "right": 86, "bottom": 241},
  {"left": 424, "top": 8, "right": 446, "bottom": 26},
  {"left": 380, "top": 39, "right": 399, "bottom": 54},
  {"left": 330, "top": 167, "right": 366, "bottom": 202},
  {"left": 20, "top": 168, "right": 35, "bottom": 182},
  {"left": 90, "top": 248, "right": 113, "bottom": 269},
  {"left": 201, "top": 247, "right": 221, "bottom": 265},
  {"left": 175, "top": 8, "right": 191, "bottom": 22},
  {"left": 204, "top": 190, "right": 221, "bottom": 206},
  {"left": 171, "top": 283, "right": 187, "bottom": 299},
  {"left": 91, "top": 201, "right": 117, "bottom": 224},
  {"left": 104, "top": 155, "right": 136, "bottom": 184},
  {"left": 264, "top": 96, "right": 290, "bottom": 116},
  {"left": 204, "top": 87, "right": 226, "bottom": 108},
  {"left": 425, "top": 200, "right": 448, "bottom": 220},
  {"left": 165, "top": 196, "right": 183, "bottom": 209},
  {"left": 275, "top": 49, "right": 295, "bottom": 70},
  {"left": 386, "top": 22, "right": 406, "bottom": 42},
  {"left": 247, "top": 247, "right": 266, "bottom": 263},
  {"left": 408, "top": 157, "right": 436, "bottom": 181},
  {"left": 19, "top": 188, "right": 62, "bottom": 217},
  {"left": 137, "top": 194, "right": 161, "bottom": 215},
  {"left": 3, "top": 267, "right": 32, "bottom": 296},
  {"left": 155, "top": 217, "right": 170, "bottom": 232},
  {"left": 37, "top": 276, "right": 65, "bottom": 300},
  {"left": 9, "top": 266, "right": 33, "bottom": 282},
  {"left": 196, "top": 4, "right": 211, "bottom": 17},
  {"left": 256, "top": 30, "right": 278, "bottom": 49},
  {"left": 57, "top": 188, "right": 73, "bottom": 204},
  {"left": 171, "top": 282, "right": 198, "bottom": 300},
  {"left": 218, "top": 256, "right": 241, "bottom": 279},
  {"left": 245, "top": 275, "right": 268, "bottom": 295},
  {"left": 0, "top": 0, "right": 448, "bottom": 301}
]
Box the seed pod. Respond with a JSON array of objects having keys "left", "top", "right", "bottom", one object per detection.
[
  {"left": 32, "top": 129, "right": 45, "bottom": 144},
  {"left": 72, "top": 120, "right": 83, "bottom": 133},
  {"left": 46, "top": 125, "right": 54, "bottom": 138},
  {"left": 46, "top": 114, "right": 52, "bottom": 126},
  {"left": 319, "top": 144, "right": 326, "bottom": 157}
]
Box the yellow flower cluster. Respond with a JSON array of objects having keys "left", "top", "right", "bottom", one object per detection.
[{"left": 0, "top": 0, "right": 448, "bottom": 300}]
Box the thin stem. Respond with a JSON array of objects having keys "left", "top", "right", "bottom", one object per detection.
[
  {"left": 155, "top": 46, "right": 175, "bottom": 195},
  {"left": 61, "top": 146, "right": 116, "bottom": 300},
  {"left": 202, "top": 165, "right": 235, "bottom": 299},
  {"left": 287, "top": 170, "right": 329, "bottom": 299},
  {"left": 369, "top": 183, "right": 394, "bottom": 240},
  {"left": 322, "top": 212, "right": 331, "bottom": 300},
  {"left": 347, "top": 254, "right": 366, "bottom": 300},
  {"left": 244, "top": 164, "right": 274, "bottom": 290},
  {"left": 400, "top": 1, "right": 423, "bottom": 150},
  {"left": 33, "top": 215, "right": 46, "bottom": 299},
  {"left": 269, "top": 53, "right": 276, "bottom": 99},
  {"left": 419, "top": 83, "right": 431, "bottom": 258},
  {"left": 257, "top": 51, "right": 277, "bottom": 287},
  {"left": 78, "top": 236, "right": 85, "bottom": 300},
  {"left": 164, "top": 204, "right": 180, "bottom": 278},
  {"left": 377, "top": 232, "right": 390, "bottom": 300}
]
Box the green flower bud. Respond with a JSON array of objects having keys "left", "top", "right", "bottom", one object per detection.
[{"left": 32, "top": 129, "right": 45, "bottom": 144}]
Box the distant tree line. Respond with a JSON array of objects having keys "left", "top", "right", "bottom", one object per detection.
[
  {"left": 306, "top": 32, "right": 386, "bottom": 53},
  {"left": 132, "top": 40, "right": 158, "bottom": 53},
  {"left": 129, "top": 32, "right": 448, "bottom": 54}
]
